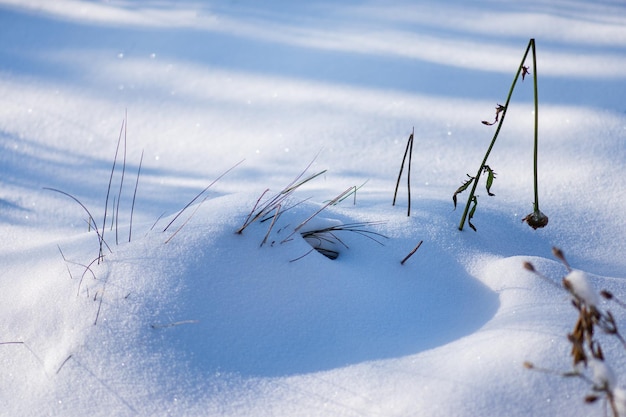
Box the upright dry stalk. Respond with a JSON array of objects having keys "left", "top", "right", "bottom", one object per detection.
[
  {"left": 100, "top": 118, "right": 125, "bottom": 261},
  {"left": 128, "top": 149, "right": 144, "bottom": 242},
  {"left": 522, "top": 39, "right": 549, "bottom": 229},
  {"left": 392, "top": 128, "right": 415, "bottom": 217},
  {"left": 115, "top": 111, "right": 128, "bottom": 245}
]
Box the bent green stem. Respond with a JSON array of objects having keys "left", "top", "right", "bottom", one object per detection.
[
  {"left": 522, "top": 39, "right": 548, "bottom": 230},
  {"left": 531, "top": 39, "right": 540, "bottom": 214},
  {"left": 458, "top": 39, "right": 536, "bottom": 231}
]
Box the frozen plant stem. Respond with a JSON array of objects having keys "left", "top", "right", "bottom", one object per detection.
[
  {"left": 458, "top": 39, "right": 541, "bottom": 231},
  {"left": 522, "top": 39, "right": 549, "bottom": 229},
  {"left": 531, "top": 40, "right": 540, "bottom": 215}
]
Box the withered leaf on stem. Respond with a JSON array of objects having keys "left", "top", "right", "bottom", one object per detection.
[
  {"left": 452, "top": 174, "right": 475, "bottom": 209},
  {"left": 483, "top": 165, "right": 497, "bottom": 196},
  {"left": 481, "top": 104, "right": 506, "bottom": 126},
  {"left": 494, "top": 104, "right": 506, "bottom": 120},
  {"left": 570, "top": 338, "right": 587, "bottom": 366}
]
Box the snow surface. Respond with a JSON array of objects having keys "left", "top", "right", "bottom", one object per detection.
[
  {"left": 1, "top": 0, "right": 626, "bottom": 416},
  {"left": 565, "top": 269, "right": 600, "bottom": 307}
]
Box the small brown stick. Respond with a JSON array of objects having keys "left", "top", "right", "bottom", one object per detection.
[
  {"left": 401, "top": 240, "right": 423, "bottom": 265},
  {"left": 289, "top": 248, "right": 315, "bottom": 263}
]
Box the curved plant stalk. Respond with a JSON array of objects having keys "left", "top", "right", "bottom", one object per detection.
[
  {"left": 43, "top": 187, "right": 111, "bottom": 258},
  {"left": 458, "top": 38, "right": 546, "bottom": 231},
  {"left": 522, "top": 39, "right": 549, "bottom": 229}
]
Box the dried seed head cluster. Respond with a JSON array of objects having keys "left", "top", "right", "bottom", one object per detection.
[{"left": 525, "top": 248, "right": 626, "bottom": 416}]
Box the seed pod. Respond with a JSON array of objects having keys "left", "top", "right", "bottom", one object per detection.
[{"left": 522, "top": 210, "right": 549, "bottom": 229}]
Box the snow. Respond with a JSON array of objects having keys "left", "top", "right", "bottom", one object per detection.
[
  {"left": 616, "top": 388, "right": 626, "bottom": 416},
  {"left": 590, "top": 359, "right": 617, "bottom": 391},
  {"left": 1, "top": 0, "right": 626, "bottom": 416},
  {"left": 565, "top": 269, "right": 600, "bottom": 307}
]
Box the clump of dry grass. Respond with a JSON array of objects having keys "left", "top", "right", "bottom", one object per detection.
[
  {"left": 299, "top": 221, "right": 388, "bottom": 260},
  {"left": 236, "top": 156, "right": 326, "bottom": 235},
  {"left": 45, "top": 113, "right": 145, "bottom": 326},
  {"left": 45, "top": 113, "right": 144, "bottom": 262}
]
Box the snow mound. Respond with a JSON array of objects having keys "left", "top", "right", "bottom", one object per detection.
[{"left": 98, "top": 195, "right": 499, "bottom": 377}]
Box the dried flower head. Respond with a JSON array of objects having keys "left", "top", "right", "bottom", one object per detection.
[
  {"left": 522, "top": 210, "right": 549, "bottom": 229},
  {"left": 601, "top": 290, "right": 614, "bottom": 300},
  {"left": 523, "top": 261, "right": 535, "bottom": 272}
]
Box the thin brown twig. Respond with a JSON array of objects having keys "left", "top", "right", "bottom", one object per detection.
[{"left": 401, "top": 240, "right": 423, "bottom": 265}]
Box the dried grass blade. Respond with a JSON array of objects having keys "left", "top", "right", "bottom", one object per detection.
[
  {"left": 128, "top": 149, "right": 144, "bottom": 242},
  {"left": 281, "top": 187, "right": 353, "bottom": 244},
  {"left": 163, "top": 159, "right": 244, "bottom": 234}
]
